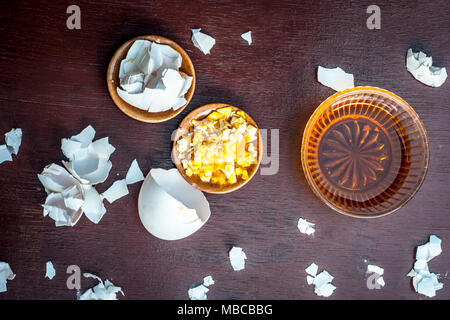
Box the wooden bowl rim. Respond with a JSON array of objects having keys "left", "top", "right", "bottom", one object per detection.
[
  {"left": 106, "top": 35, "right": 196, "bottom": 123},
  {"left": 172, "top": 103, "right": 263, "bottom": 194}
]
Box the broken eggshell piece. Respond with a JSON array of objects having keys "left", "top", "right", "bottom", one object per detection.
[
  {"left": 138, "top": 168, "right": 210, "bottom": 240},
  {"left": 38, "top": 163, "right": 85, "bottom": 226},
  {"left": 62, "top": 137, "right": 115, "bottom": 185}
]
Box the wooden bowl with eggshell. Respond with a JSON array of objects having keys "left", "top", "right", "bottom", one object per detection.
[
  {"left": 107, "top": 35, "right": 196, "bottom": 123},
  {"left": 172, "top": 103, "right": 263, "bottom": 194}
]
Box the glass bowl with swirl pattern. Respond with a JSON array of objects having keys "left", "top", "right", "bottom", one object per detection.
[{"left": 301, "top": 87, "right": 429, "bottom": 218}]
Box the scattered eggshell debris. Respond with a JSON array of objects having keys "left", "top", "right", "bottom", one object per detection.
[
  {"left": 376, "top": 276, "right": 385, "bottom": 287},
  {"left": 45, "top": 261, "right": 56, "bottom": 280},
  {"left": 305, "top": 262, "right": 318, "bottom": 277},
  {"left": 297, "top": 217, "right": 315, "bottom": 236},
  {"left": 229, "top": 246, "right": 247, "bottom": 271},
  {"left": 317, "top": 66, "right": 354, "bottom": 92},
  {"left": 40, "top": 169, "right": 84, "bottom": 227},
  {"left": 203, "top": 275, "right": 215, "bottom": 287},
  {"left": 5, "top": 128, "right": 22, "bottom": 155},
  {"left": 0, "top": 144, "right": 12, "bottom": 164},
  {"left": 406, "top": 48, "right": 447, "bottom": 87},
  {"left": 102, "top": 179, "right": 129, "bottom": 204},
  {"left": 191, "top": 28, "right": 216, "bottom": 55},
  {"left": 188, "top": 275, "right": 214, "bottom": 300},
  {"left": 367, "top": 264, "right": 384, "bottom": 276},
  {"left": 408, "top": 235, "right": 443, "bottom": 298},
  {"left": 188, "top": 284, "right": 209, "bottom": 300},
  {"left": 125, "top": 159, "right": 144, "bottom": 184},
  {"left": 305, "top": 263, "right": 336, "bottom": 297},
  {"left": 79, "top": 273, "right": 124, "bottom": 300},
  {"left": 38, "top": 126, "right": 116, "bottom": 226},
  {"left": 0, "top": 262, "right": 15, "bottom": 293},
  {"left": 81, "top": 185, "right": 106, "bottom": 224},
  {"left": 0, "top": 128, "right": 22, "bottom": 164},
  {"left": 241, "top": 31, "right": 252, "bottom": 45},
  {"left": 366, "top": 264, "right": 385, "bottom": 288},
  {"left": 62, "top": 135, "right": 115, "bottom": 186}
]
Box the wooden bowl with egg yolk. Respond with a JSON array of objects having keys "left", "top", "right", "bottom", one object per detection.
[
  {"left": 107, "top": 35, "right": 196, "bottom": 123},
  {"left": 172, "top": 103, "right": 263, "bottom": 194}
]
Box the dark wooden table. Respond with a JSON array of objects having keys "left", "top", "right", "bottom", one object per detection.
[{"left": 0, "top": 0, "right": 449, "bottom": 300}]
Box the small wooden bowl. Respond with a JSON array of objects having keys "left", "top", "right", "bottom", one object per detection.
[
  {"left": 106, "top": 35, "right": 196, "bottom": 123},
  {"left": 172, "top": 103, "right": 263, "bottom": 194}
]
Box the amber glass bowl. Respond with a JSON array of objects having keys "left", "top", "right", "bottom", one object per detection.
[{"left": 301, "top": 87, "right": 429, "bottom": 218}]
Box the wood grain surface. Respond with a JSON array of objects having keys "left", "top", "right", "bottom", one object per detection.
[{"left": 0, "top": 0, "right": 449, "bottom": 300}]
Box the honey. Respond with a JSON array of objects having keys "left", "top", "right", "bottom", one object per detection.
[{"left": 302, "top": 87, "right": 429, "bottom": 217}]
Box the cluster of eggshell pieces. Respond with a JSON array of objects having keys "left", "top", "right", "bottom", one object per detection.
[{"left": 36, "top": 125, "right": 210, "bottom": 240}]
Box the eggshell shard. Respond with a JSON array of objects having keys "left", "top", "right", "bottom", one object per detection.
[
  {"left": 138, "top": 168, "right": 211, "bottom": 240},
  {"left": 317, "top": 66, "right": 354, "bottom": 91},
  {"left": 409, "top": 234, "right": 444, "bottom": 297},
  {"left": 45, "top": 261, "right": 56, "bottom": 280},
  {"left": 79, "top": 273, "right": 124, "bottom": 300},
  {"left": 102, "top": 179, "right": 129, "bottom": 203},
  {"left": 0, "top": 262, "right": 16, "bottom": 293},
  {"left": 191, "top": 28, "right": 216, "bottom": 55},
  {"left": 38, "top": 126, "right": 115, "bottom": 227},
  {"left": 43, "top": 191, "right": 84, "bottom": 227},
  {"left": 62, "top": 141, "right": 114, "bottom": 185},
  {"left": 4, "top": 128, "right": 22, "bottom": 155},
  {"left": 125, "top": 159, "right": 144, "bottom": 184},
  {"left": 0, "top": 145, "right": 12, "bottom": 164},
  {"left": 81, "top": 185, "right": 106, "bottom": 224},
  {"left": 38, "top": 163, "right": 80, "bottom": 194},
  {"left": 241, "top": 31, "right": 252, "bottom": 45},
  {"left": 229, "top": 246, "right": 247, "bottom": 271},
  {"left": 406, "top": 48, "right": 447, "bottom": 87}
]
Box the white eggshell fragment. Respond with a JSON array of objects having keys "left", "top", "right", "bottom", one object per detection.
[
  {"left": 79, "top": 273, "right": 124, "bottom": 300},
  {"left": 406, "top": 48, "right": 447, "bottom": 87},
  {"left": 241, "top": 31, "right": 252, "bottom": 45},
  {"left": 38, "top": 164, "right": 85, "bottom": 227},
  {"left": 125, "top": 159, "right": 144, "bottom": 184},
  {"left": 102, "top": 179, "right": 129, "bottom": 204},
  {"left": 0, "top": 262, "right": 16, "bottom": 293},
  {"left": 62, "top": 136, "right": 115, "bottom": 185},
  {"left": 317, "top": 66, "right": 354, "bottom": 91},
  {"left": 191, "top": 28, "right": 216, "bottom": 55},
  {"left": 81, "top": 185, "right": 106, "bottom": 224},
  {"left": 138, "top": 168, "right": 210, "bottom": 240},
  {"left": 0, "top": 144, "right": 12, "bottom": 164},
  {"left": 42, "top": 191, "right": 84, "bottom": 227},
  {"left": 229, "top": 246, "right": 247, "bottom": 271},
  {"left": 38, "top": 163, "right": 81, "bottom": 194},
  {"left": 5, "top": 128, "right": 22, "bottom": 155},
  {"left": 45, "top": 261, "right": 56, "bottom": 280}
]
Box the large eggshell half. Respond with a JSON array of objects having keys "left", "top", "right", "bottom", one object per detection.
[{"left": 138, "top": 168, "right": 210, "bottom": 240}]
